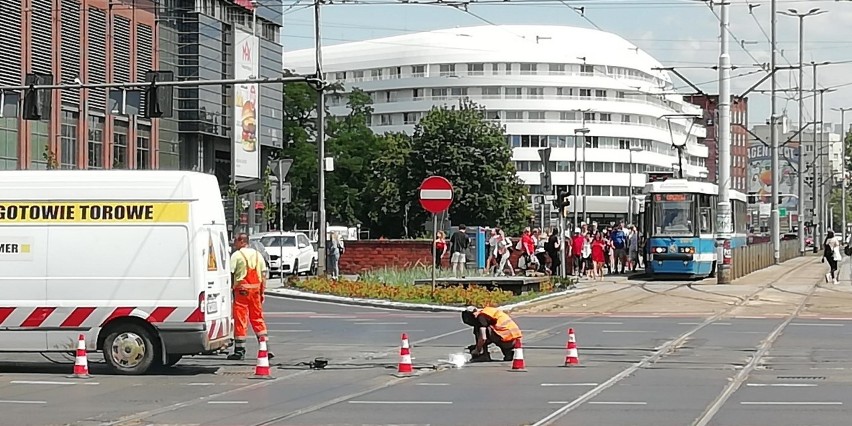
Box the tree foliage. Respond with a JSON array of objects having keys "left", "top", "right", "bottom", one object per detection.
[
  {"left": 279, "top": 87, "right": 530, "bottom": 237},
  {"left": 400, "top": 99, "right": 531, "bottom": 235}
]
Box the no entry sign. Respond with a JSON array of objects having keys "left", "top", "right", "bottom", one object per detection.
[{"left": 419, "top": 176, "right": 453, "bottom": 214}]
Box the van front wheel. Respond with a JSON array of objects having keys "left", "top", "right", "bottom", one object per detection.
[{"left": 103, "top": 323, "right": 156, "bottom": 375}]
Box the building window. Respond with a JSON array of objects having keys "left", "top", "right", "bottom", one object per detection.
[
  {"left": 583, "top": 112, "right": 595, "bottom": 122},
  {"left": 580, "top": 89, "right": 591, "bottom": 98},
  {"left": 450, "top": 87, "right": 468, "bottom": 97},
  {"left": 351, "top": 70, "right": 364, "bottom": 81},
  {"left": 61, "top": 111, "right": 78, "bottom": 169},
  {"left": 334, "top": 71, "right": 346, "bottom": 80},
  {"left": 549, "top": 64, "right": 565, "bottom": 74},
  {"left": 467, "top": 63, "right": 484, "bottom": 75},
  {"left": 557, "top": 87, "right": 573, "bottom": 97},
  {"left": 527, "top": 87, "right": 544, "bottom": 98},
  {"left": 370, "top": 68, "right": 383, "bottom": 79},
  {"left": 481, "top": 87, "right": 501, "bottom": 97},
  {"left": 528, "top": 111, "right": 546, "bottom": 121},
  {"left": 599, "top": 113, "right": 612, "bottom": 122},
  {"left": 439, "top": 64, "right": 455, "bottom": 77},
  {"left": 560, "top": 111, "right": 576, "bottom": 121},
  {"left": 389, "top": 66, "right": 401, "bottom": 78},
  {"left": 113, "top": 119, "right": 128, "bottom": 168},
  {"left": 505, "top": 111, "right": 523, "bottom": 121},
  {"left": 431, "top": 88, "right": 448, "bottom": 99},
  {"left": 595, "top": 89, "right": 607, "bottom": 99},
  {"left": 617, "top": 91, "right": 626, "bottom": 99},
  {"left": 622, "top": 115, "right": 632, "bottom": 123},
  {"left": 520, "top": 63, "right": 536, "bottom": 74},
  {"left": 379, "top": 114, "right": 392, "bottom": 126},
  {"left": 411, "top": 65, "right": 426, "bottom": 77},
  {"left": 0, "top": 118, "right": 17, "bottom": 170},
  {"left": 504, "top": 63, "right": 513, "bottom": 74},
  {"left": 87, "top": 115, "right": 104, "bottom": 169},
  {"left": 29, "top": 121, "right": 49, "bottom": 169},
  {"left": 403, "top": 112, "right": 418, "bottom": 125},
  {"left": 137, "top": 124, "right": 151, "bottom": 169},
  {"left": 580, "top": 64, "right": 594, "bottom": 74},
  {"left": 505, "top": 87, "right": 522, "bottom": 99}
]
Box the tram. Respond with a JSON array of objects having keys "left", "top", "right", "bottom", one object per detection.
[{"left": 642, "top": 179, "right": 748, "bottom": 278}]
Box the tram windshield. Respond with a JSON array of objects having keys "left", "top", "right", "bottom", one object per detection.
[{"left": 652, "top": 193, "right": 694, "bottom": 236}]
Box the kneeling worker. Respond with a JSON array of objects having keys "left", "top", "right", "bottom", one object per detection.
[{"left": 461, "top": 306, "right": 523, "bottom": 362}]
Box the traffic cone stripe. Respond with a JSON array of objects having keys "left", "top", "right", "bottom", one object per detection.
[
  {"left": 564, "top": 328, "right": 580, "bottom": 366},
  {"left": 70, "top": 334, "right": 90, "bottom": 378},
  {"left": 397, "top": 333, "right": 414, "bottom": 374},
  {"left": 252, "top": 336, "right": 272, "bottom": 378},
  {"left": 510, "top": 339, "right": 526, "bottom": 371}
]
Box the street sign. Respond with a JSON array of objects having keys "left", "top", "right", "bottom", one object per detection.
[
  {"left": 540, "top": 172, "right": 553, "bottom": 196},
  {"left": 779, "top": 207, "right": 787, "bottom": 217},
  {"left": 419, "top": 176, "right": 453, "bottom": 214},
  {"left": 271, "top": 158, "right": 293, "bottom": 180},
  {"left": 539, "top": 147, "right": 551, "bottom": 168},
  {"left": 280, "top": 182, "right": 292, "bottom": 204}
]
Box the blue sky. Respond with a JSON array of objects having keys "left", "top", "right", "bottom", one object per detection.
[{"left": 279, "top": 0, "right": 852, "bottom": 131}]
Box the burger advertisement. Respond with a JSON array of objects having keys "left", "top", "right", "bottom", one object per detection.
[{"left": 233, "top": 30, "right": 260, "bottom": 179}]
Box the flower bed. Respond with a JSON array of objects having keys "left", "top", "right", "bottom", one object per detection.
[{"left": 289, "top": 276, "right": 558, "bottom": 307}]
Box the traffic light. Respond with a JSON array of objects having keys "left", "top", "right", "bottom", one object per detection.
[
  {"left": 555, "top": 185, "right": 571, "bottom": 217},
  {"left": 22, "top": 72, "right": 53, "bottom": 121},
  {"left": 143, "top": 70, "right": 174, "bottom": 118},
  {"left": 552, "top": 185, "right": 568, "bottom": 208}
]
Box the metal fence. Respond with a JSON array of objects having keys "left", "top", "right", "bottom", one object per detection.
[{"left": 731, "top": 240, "right": 800, "bottom": 280}]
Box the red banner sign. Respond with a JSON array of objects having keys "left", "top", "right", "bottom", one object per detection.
[{"left": 234, "top": 0, "right": 255, "bottom": 10}]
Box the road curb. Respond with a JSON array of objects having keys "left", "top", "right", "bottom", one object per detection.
[{"left": 265, "top": 287, "right": 594, "bottom": 313}]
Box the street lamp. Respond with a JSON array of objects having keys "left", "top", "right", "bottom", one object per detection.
[
  {"left": 832, "top": 106, "right": 851, "bottom": 240},
  {"left": 627, "top": 145, "right": 642, "bottom": 225},
  {"left": 779, "top": 7, "right": 827, "bottom": 254},
  {"left": 574, "top": 126, "right": 591, "bottom": 225}
]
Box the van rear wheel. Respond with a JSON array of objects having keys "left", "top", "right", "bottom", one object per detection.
[
  {"left": 103, "top": 323, "right": 156, "bottom": 375},
  {"left": 163, "top": 354, "right": 183, "bottom": 367}
]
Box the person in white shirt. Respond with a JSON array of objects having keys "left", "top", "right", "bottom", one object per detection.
[{"left": 823, "top": 229, "right": 842, "bottom": 284}]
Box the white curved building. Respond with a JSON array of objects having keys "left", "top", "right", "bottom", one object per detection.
[{"left": 284, "top": 25, "right": 709, "bottom": 224}]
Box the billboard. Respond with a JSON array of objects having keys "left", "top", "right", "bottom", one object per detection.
[
  {"left": 748, "top": 143, "right": 799, "bottom": 210},
  {"left": 234, "top": 30, "right": 260, "bottom": 179}
]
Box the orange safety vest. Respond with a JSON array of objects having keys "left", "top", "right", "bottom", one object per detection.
[
  {"left": 476, "top": 307, "right": 523, "bottom": 342},
  {"left": 237, "top": 249, "right": 263, "bottom": 290}
]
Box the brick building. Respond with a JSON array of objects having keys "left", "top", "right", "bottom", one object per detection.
[
  {"left": 684, "top": 94, "right": 749, "bottom": 192},
  {"left": 0, "top": 0, "right": 159, "bottom": 170}
]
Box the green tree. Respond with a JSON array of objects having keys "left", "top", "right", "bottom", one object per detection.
[
  {"left": 363, "top": 132, "right": 413, "bottom": 237},
  {"left": 402, "top": 99, "right": 531, "bottom": 235}
]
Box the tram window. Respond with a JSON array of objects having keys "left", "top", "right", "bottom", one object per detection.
[
  {"left": 699, "top": 207, "right": 712, "bottom": 234},
  {"left": 653, "top": 196, "right": 694, "bottom": 236}
]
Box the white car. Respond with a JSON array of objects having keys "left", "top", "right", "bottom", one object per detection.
[{"left": 258, "top": 232, "right": 317, "bottom": 277}]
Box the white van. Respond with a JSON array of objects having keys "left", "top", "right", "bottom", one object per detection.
[{"left": 0, "top": 170, "right": 232, "bottom": 375}]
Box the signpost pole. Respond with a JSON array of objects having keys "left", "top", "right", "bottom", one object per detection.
[{"left": 432, "top": 214, "right": 438, "bottom": 295}]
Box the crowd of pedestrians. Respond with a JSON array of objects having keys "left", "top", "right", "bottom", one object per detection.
[{"left": 432, "top": 220, "right": 644, "bottom": 279}]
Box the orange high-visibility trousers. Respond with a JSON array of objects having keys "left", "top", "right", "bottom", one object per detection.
[{"left": 233, "top": 287, "right": 268, "bottom": 345}]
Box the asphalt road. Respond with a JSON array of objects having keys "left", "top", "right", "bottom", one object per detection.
[{"left": 2, "top": 286, "right": 852, "bottom": 426}]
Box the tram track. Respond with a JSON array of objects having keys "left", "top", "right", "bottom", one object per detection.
[{"left": 530, "top": 261, "right": 823, "bottom": 426}]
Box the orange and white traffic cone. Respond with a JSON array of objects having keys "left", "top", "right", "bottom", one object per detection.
[
  {"left": 563, "top": 328, "right": 579, "bottom": 366},
  {"left": 396, "top": 333, "right": 413, "bottom": 376},
  {"left": 69, "top": 334, "right": 91, "bottom": 379},
  {"left": 250, "top": 336, "right": 273, "bottom": 380},
  {"left": 509, "top": 339, "right": 527, "bottom": 372}
]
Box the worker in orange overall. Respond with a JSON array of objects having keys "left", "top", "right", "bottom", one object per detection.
[
  {"left": 228, "top": 233, "right": 273, "bottom": 360},
  {"left": 461, "top": 305, "right": 523, "bottom": 362}
]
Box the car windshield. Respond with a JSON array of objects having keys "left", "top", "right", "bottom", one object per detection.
[
  {"left": 653, "top": 196, "right": 694, "bottom": 236},
  {"left": 260, "top": 236, "right": 297, "bottom": 247}
]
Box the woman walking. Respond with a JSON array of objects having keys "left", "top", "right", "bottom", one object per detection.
[{"left": 823, "top": 229, "right": 842, "bottom": 285}]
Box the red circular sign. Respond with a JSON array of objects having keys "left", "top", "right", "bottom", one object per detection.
[{"left": 419, "top": 176, "right": 453, "bottom": 214}]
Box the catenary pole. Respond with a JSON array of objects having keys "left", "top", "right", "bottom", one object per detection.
[
  {"left": 716, "top": 0, "right": 733, "bottom": 283},
  {"left": 314, "top": 0, "right": 328, "bottom": 276}
]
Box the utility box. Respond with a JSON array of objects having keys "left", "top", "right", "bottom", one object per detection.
[{"left": 448, "top": 225, "right": 488, "bottom": 271}]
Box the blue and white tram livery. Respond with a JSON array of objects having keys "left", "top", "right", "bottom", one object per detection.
[{"left": 643, "top": 179, "right": 748, "bottom": 278}]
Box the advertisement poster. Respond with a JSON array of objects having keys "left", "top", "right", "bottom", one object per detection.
[
  {"left": 748, "top": 143, "right": 799, "bottom": 210},
  {"left": 233, "top": 30, "right": 260, "bottom": 179}
]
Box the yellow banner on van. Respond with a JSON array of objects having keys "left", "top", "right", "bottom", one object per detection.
[{"left": 0, "top": 202, "right": 190, "bottom": 223}]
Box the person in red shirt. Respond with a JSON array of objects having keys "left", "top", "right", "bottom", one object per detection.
[
  {"left": 591, "top": 231, "right": 607, "bottom": 280},
  {"left": 571, "top": 228, "right": 586, "bottom": 277},
  {"left": 434, "top": 230, "right": 447, "bottom": 270},
  {"left": 520, "top": 227, "right": 536, "bottom": 271}
]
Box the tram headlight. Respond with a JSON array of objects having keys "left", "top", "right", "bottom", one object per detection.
[
  {"left": 653, "top": 247, "right": 667, "bottom": 253},
  {"left": 678, "top": 247, "right": 695, "bottom": 254}
]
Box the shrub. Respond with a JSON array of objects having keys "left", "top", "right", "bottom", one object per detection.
[{"left": 292, "top": 277, "right": 516, "bottom": 306}]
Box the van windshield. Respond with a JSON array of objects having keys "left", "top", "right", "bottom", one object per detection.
[{"left": 260, "top": 236, "right": 297, "bottom": 247}]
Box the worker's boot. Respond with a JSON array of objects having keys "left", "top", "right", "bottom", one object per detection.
[
  {"left": 469, "top": 351, "right": 492, "bottom": 363},
  {"left": 227, "top": 349, "right": 245, "bottom": 361}
]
